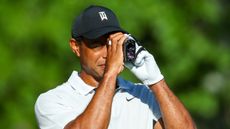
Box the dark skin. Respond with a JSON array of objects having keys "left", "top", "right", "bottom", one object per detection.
[{"left": 65, "top": 32, "right": 196, "bottom": 129}]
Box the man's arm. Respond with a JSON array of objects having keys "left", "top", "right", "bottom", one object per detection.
[
  {"left": 64, "top": 73, "right": 117, "bottom": 129},
  {"left": 151, "top": 80, "right": 196, "bottom": 129},
  {"left": 65, "top": 33, "right": 126, "bottom": 129},
  {"left": 124, "top": 41, "right": 196, "bottom": 129}
]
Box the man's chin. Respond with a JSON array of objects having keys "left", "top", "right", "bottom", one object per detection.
[{"left": 94, "top": 71, "right": 105, "bottom": 81}]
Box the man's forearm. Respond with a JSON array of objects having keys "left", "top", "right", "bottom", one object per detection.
[
  {"left": 64, "top": 73, "right": 117, "bottom": 129},
  {"left": 150, "top": 80, "right": 196, "bottom": 129}
]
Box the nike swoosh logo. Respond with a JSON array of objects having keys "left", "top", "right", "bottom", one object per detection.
[{"left": 126, "top": 97, "right": 135, "bottom": 101}]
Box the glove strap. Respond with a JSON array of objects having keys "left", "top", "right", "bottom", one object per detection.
[{"left": 135, "top": 46, "right": 146, "bottom": 60}]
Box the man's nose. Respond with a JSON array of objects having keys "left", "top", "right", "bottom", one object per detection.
[{"left": 102, "top": 45, "right": 108, "bottom": 58}]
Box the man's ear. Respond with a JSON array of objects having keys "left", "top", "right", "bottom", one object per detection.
[{"left": 69, "top": 38, "right": 80, "bottom": 57}]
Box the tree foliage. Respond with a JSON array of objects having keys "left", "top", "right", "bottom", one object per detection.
[{"left": 0, "top": 0, "right": 229, "bottom": 128}]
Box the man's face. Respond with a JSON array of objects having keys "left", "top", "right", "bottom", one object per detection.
[{"left": 78, "top": 35, "right": 109, "bottom": 81}]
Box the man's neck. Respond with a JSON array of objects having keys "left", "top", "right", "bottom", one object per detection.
[{"left": 79, "top": 71, "right": 100, "bottom": 87}]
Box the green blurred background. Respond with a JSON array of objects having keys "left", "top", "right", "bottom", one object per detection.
[{"left": 0, "top": 0, "right": 229, "bottom": 129}]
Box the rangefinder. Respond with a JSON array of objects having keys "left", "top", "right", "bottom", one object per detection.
[{"left": 123, "top": 35, "right": 137, "bottom": 63}]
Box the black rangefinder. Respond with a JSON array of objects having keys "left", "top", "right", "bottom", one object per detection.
[{"left": 123, "top": 35, "right": 137, "bottom": 63}]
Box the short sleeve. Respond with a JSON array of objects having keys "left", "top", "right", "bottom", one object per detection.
[
  {"left": 34, "top": 93, "right": 81, "bottom": 129},
  {"left": 147, "top": 89, "right": 162, "bottom": 121},
  {"left": 133, "top": 84, "right": 162, "bottom": 121}
]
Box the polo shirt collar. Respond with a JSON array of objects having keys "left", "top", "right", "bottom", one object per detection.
[
  {"left": 67, "top": 71, "right": 133, "bottom": 95},
  {"left": 68, "top": 71, "right": 96, "bottom": 96}
]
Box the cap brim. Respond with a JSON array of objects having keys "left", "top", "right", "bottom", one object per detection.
[{"left": 82, "top": 26, "right": 126, "bottom": 39}]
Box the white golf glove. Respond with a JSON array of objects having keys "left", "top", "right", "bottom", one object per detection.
[{"left": 125, "top": 43, "right": 164, "bottom": 86}]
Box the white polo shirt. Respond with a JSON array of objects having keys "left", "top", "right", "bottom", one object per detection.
[{"left": 35, "top": 71, "right": 161, "bottom": 129}]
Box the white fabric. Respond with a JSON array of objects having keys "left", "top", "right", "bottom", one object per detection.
[{"left": 35, "top": 71, "right": 161, "bottom": 129}]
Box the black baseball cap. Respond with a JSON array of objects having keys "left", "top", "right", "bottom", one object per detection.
[{"left": 71, "top": 5, "right": 125, "bottom": 40}]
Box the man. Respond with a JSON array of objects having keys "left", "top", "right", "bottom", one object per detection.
[{"left": 35, "top": 5, "right": 196, "bottom": 129}]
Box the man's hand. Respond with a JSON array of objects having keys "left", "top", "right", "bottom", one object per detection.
[
  {"left": 105, "top": 32, "right": 126, "bottom": 75},
  {"left": 125, "top": 43, "right": 164, "bottom": 85}
]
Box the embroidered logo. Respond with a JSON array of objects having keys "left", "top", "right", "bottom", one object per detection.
[
  {"left": 98, "top": 11, "right": 108, "bottom": 21},
  {"left": 126, "top": 97, "right": 135, "bottom": 101}
]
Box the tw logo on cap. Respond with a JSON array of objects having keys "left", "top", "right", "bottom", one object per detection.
[{"left": 98, "top": 11, "right": 108, "bottom": 21}]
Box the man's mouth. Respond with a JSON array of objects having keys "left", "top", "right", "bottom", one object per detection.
[{"left": 98, "top": 64, "right": 106, "bottom": 69}]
